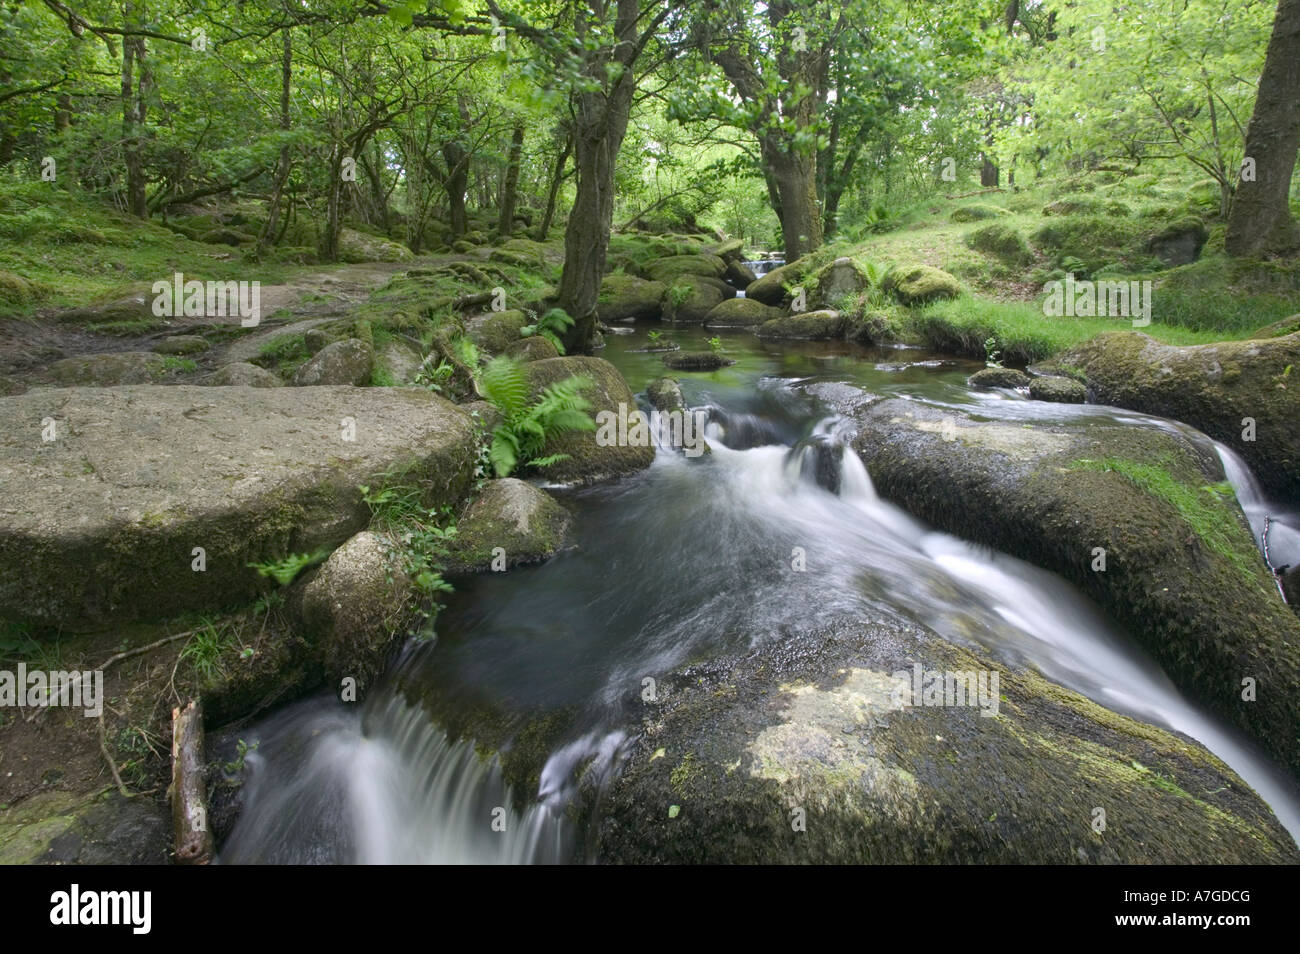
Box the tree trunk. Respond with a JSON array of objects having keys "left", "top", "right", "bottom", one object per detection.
[
  {"left": 321, "top": 147, "right": 344, "bottom": 261},
  {"left": 442, "top": 140, "right": 469, "bottom": 239},
  {"left": 538, "top": 127, "right": 572, "bottom": 241},
  {"left": 764, "top": 137, "right": 823, "bottom": 261},
  {"left": 258, "top": 28, "right": 293, "bottom": 255},
  {"left": 120, "top": 4, "right": 149, "bottom": 219},
  {"left": 981, "top": 153, "right": 1000, "bottom": 187},
  {"left": 1226, "top": 0, "right": 1300, "bottom": 257},
  {"left": 497, "top": 123, "right": 525, "bottom": 238},
  {"left": 555, "top": 0, "right": 640, "bottom": 353}
]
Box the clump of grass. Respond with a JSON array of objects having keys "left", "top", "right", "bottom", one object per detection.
[
  {"left": 180, "top": 617, "right": 242, "bottom": 684},
  {"left": 360, "top": 479, "right": 458, "bottom": 615},
  {"left": 909, "top": 295, "right": 1250, "bottom": 364}
]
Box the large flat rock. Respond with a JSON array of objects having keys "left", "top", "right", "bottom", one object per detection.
[
  {"left": 850, "top": 397, "right": 1300, "bottom": 779},
  {"left": 0, "top": 385, "right": 477, "bottom": 628}
]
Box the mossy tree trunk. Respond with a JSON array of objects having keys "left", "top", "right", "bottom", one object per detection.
[
  {"left": 1226, "top": 0, "right": 1300, "bottom": 257},
  {"left": 497, "top": 123, "right": 525, "bottom": 238}
]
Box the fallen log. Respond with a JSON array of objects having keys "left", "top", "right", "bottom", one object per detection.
[{"left": 170, "top": 700, "right": 214, "bottom": 865}]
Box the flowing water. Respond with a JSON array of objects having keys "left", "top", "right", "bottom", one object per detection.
[{"left": 222, "top": 324, "right": 1300, "bottom": 863}]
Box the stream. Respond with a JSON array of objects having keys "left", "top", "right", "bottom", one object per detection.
[{"left": 221, "top": 315, "right": 1300, "bottom": 864}]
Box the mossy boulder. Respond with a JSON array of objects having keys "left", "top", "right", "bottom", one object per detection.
[
  {"left": 445, "top": 478, "right": 571, "bottom": 573},
  {"left": 522, "top": 356, "right": 655, "bottom": 484},
  {"left": 723, "top": 259, "right": 758, "bottom": 289},
  {"left": 0, "top": 270, "right": 48, "bottom": 307},
  {"left": 299, "top": 530, "right": 412, "bottom": 699},
  {"left": 203, "top": 362, "right": 283, "bottom": 387},
  {"left": 55, "top": 292, "right": 154, "bottom": 326},
  {"left": 842, "top": 311, "right": 897, "bottom": 345},
  {"left": 850, "top": 398, "right": 1300, "bottom": 778},
  {"left": 1146, "top": 218, "right": 1209, "bottom": 267},
  {"left": 46, "top": 351, "right": 168, "bottom": 386},
  {"left": 0, "top": 385, "right": 476, "bottom": 627},
  {"left": 968, "top": 367, "right": 1030, "bottom": 388},
  {"left": 201, "top": 227, "right": 255, "bottom": 246},
  {"left": 154, "top": 335, "right": 210, "bottom": 355},
  {"left": 0, "top": 789, "right": 169, "bottom": 864},
  {"left": 756, "top": 310, "right": 845, "bottom": 340},
  {"left": 505, "top": 336, "right": 560, "bottom": 362},
  {"left": 965, "top": 224, "right": 1033, "bottom": 265},
  {"left": 376, "top": 338, "right": 423, "bottom": 384},
  {"left": 1042, "top": 197, "right": 1104, "bottom": 217},
  {"left": 881, "top": 264, "right": 961, "bottom": 305},
  {"left": 590, "top": 615, "right": 1298, "bottom": 863},
  {"left": 644, "top": 254, "right": 727, "bottom": 285},
  {"left": 662, "top": 279, "right": 727, "bottom": 323},
  {"left": 812, "top": 257, "right": 870, "bottom": 306},
  {"left": 702, "top": 297, "right": 784, "bottom": 328},
  {"left": 1055, "top": 331, "right": 1300, "bottom": 499},
  {"left": 662, "top": 351, "right": 735, "bottom": 371},
  {"left": 951, "top": 203, "right": 1006, "bottom": 222},
  {"left": 339, "top": 229, "right": 413, "bottom": 263},
  {"left": 1028, "top": 375, "right": 1088, "bottom": 403},
  {"left": 467, "top": 309, "right": 529, "bottom": 354},
  {"left": 597, "top": 274, "right": 668, "bottom": 322},
  {"left": 646, "top": 376, "right": 685, "bottom": 412},
  {"left": 290, "top": 338, "right": 374, "bottom": 386},
  {"left": 744, "top": 259, "right": 807, "bottom": 306}
]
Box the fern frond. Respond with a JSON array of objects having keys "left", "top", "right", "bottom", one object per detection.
[{"left": 480, "top": 355, "right": 530, "bottom": 421}]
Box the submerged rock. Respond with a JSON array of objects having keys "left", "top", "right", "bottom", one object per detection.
[
  {"left": 703, "top": 297, "right": 783, "bottom": 328},
  {"left": 968, "top": 366, "right": 1030, "bottom": 388},
  {"left": 522, "top": 356, "right": 655, "bottom": 484},
  {"left": 756, "top": 310, "right": 844, "bottom": 340},
  {"left": 1055, "top": 331, "right": 1300, "bottom": 498},
  {"left": 0, "top": 385, "right": 476, "bottom": 627},
  {"left": 646, "top": 377, "right": 685, "bottom": 412},
  {"left": 850, "top": 398, "right": 1300, "bottom": 778},
  {"left": 446, "top": 478, "right": 571, "bottom": 573},
  {"left": 662, "top": 351, "right": 735, "bottom": 371},
  {"left": 1029, "top": 375, "right": 1087, "bottom": 403},
  {"left": 290, "top": 338, "right": 374, "bottom": 386},
  {"left": 591, "top": 617, "right": 1298, "bottom": 863}
]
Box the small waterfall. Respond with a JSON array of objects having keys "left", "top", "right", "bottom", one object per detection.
[
  {"left": 785, "top": 416, "right": 874, "bottom": 498},
  {"left": 220, "top": 694, "right": 565, "bottom": 864},
  {"left": 1216, "top": 441, "right": 1300, "bottom": 573}
]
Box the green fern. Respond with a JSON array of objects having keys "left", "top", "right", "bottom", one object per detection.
[
  {"left": 519, "top": 308, "right": 574, "bottom": 355},
  {"left": 480, "top": 356, "right": 595, "bottom": 477}
]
